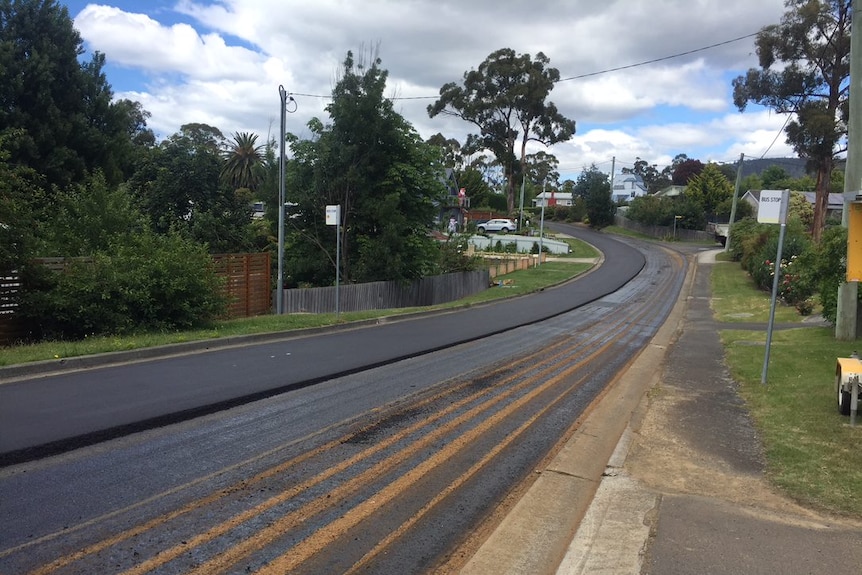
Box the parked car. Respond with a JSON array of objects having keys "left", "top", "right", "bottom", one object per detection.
[{"left": 477, "top": 218, "right": 517, "bottom": 234}]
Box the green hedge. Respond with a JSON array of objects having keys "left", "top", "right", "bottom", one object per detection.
[{"left": 19, "top": 231, "right": 227, "bottom": 340}]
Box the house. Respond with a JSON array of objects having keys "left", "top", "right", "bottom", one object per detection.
[
  {"left": 611, "top": 173, "right": 648, "bottom": 203},
  {"left": 741, "top": 190, "right": 845, "bottom": 220},
  {"left": 437, "top": 168, "right": 468, "bottom": 229},
  {"left": 532, "top": 190, "right": 574, "bottom": 208},
  {"left": 654, "top": 185, "right": 686, "bottom": 198}
]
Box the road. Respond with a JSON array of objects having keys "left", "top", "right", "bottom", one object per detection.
[{"left": 0, "top": 227, "right": 688, "bottom": 574}]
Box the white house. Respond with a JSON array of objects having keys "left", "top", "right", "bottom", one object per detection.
[
  {"left": 611, "top": 173, "right": 648, "bottom": 203},
  {"left": 532, "top": 190, "right": 574, "bottom": 208}
]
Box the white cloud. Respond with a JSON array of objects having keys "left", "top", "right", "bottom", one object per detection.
[{"left": 72, "top": 0, "right": 791, "bottom": 172}]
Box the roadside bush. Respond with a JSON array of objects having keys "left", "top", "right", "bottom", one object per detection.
[
  {"left": 436, "top": 234, "right": 479, "bottom": 273},
  {"left": 530, "top": 242, "right": 550, "bottom": 254},
  {"left": 568, "top": 197, "right": 586, "bottom": 222},
  {"left": 797, "top": 225, "right": 858, "bottom": 324},
  {"left": 751, "top": 254, "right": 813, "bottom": 309},
  {"left": 552, "top": 206, "right": 569, "bottom": 221},
  {"left": 626, "top": 194, "right": 664, "bottom": 225},
  {"left": 747, "top": 221, "right": 812, "bottom": 294},
  {"left": 19, "top": 231, "right": 227, "bottom": 340},
  {"left": 726, "top": 217, "right": 769, "bottom": 266}
]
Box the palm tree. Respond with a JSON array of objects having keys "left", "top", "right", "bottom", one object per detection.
[{"left": 221, "top": 132, "right": 264, "bottom": 192}]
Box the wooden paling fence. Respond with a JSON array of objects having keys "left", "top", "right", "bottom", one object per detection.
[
  {"left": 212, "top": 253, "right": 271, "bottom": 319},
  {"left": 277, "top": 270, "right": 490, "bottom": 314}
]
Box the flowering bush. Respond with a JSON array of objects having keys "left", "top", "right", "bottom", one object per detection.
[{"left": 755, "top": 254, "right": 813, "bottom": 308}]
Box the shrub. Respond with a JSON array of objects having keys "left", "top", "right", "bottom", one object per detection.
[
  {"left": 19, "top": 231, "right": 227, "bottom": 340},
  {"left": 747, "top": 222, "right": 812, "bottom": 296},
  {"left": 552, "top": 206, "right": 569, "bottom": 221},
  {"left": 798, "top": 225, "right": 857, "bottom": 324},
  {"left": 436, "top": 234, "right": 479, "bottom": 273},
  {"left": 754, "top": 255, "right": 813, "bottom": 307},
  {"left": 726, "top": 217, "right": 764, "bottom": 262}
]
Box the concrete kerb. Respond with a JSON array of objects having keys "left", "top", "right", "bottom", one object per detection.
[{"left": 460, "top": 247, "right": 696, "bottom": 575}]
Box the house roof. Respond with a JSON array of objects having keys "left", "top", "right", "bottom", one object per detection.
[
  {"left": 655, "top": 185, "right": 686, "bottom": 198},
  {"left": 534, "top": 191, "right": 573, "bottom": 200},
  {"left": 743, "top": 189, "right": 845, "bottom": 210}
]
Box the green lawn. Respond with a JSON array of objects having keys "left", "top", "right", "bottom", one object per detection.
[
  {"left": 712, "top": 261, "right": 862, "bottom": 518},
  {"left": 711, "top": 260, "right": 803, "bottom": 323}
]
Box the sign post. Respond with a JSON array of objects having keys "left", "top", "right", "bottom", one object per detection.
[
  {"left": 758, "top": 190, "right": 790, "bottom": 385},
  {"left": 326, "top": 205, "right": 341, "bottom": 318}
]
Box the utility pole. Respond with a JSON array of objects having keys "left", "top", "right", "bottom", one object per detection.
[
  {"left": 609, "top": 156, "right": 615, "bottom": 200},
  {"left": 518, "top": 174, "right": 526, "bottom": 231},
  {"left": 724, "top": 153, "right": 744, "bottom": 253},
  {"left": 837, "top": 6, "right": 861, "bottom": 341},
  {"left": 277, "top": 86, "right": 287, "bottom": 315}
]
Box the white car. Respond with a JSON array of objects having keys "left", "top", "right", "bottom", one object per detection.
[{"left": 477, "top": 218, "right": 517, "bottom": 234}]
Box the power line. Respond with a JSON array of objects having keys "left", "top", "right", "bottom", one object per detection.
[
  {"left": 759, "top": 109, "right": 796, "bottom": 159},
  {"left": 287, "top": 31, "right": 761, "bottom": 102},
  {"left": 556, "top": 33, "right": 759, "bottom": 82}
]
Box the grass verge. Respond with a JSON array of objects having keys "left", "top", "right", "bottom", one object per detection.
[
  {"left": 714, "top": 263, "right": 862, "bottom": 518},
  {"left": 712, "top": 260, "right": 803, "bottom": 323},
  {"left": 0, "top": 252, "right": 593, "bottom": 367}
]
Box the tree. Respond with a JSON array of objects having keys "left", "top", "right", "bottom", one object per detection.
[
  {"left": 732, "top": 0, "right": 850, "bottom": 242},
  {"left": 685, "top": 163, "right": 734, "bottom": 218},
  {"left": 428, "top": 48, "right": 576, "bottom": 214},
  {"left": 221, "top": 132, "right": 264, "bottom": 192},
  {"left": 760, "top": 165, "right": 790, "bottom": 188},
  {"left": 0, "top": 130, "right": 44, "bottom": 271},
  {"left": 41, "top": 172, "right": 146, "bottom": 257},
  {"left": 576, "top": 164, "right": 614, "bottom": 228},
  {"left": 128, "top": 123, "right": 254, "bottom": 253},
  {"left": 524, "top": 151, "right": 560, "bottom": 188},
  {"left": 426, "top": 133, "right": 466, "bottom": 170},
  {"left": 286, "top": 50, "right": 442, "bottom": 286},
  {"left": 0, "top": 0, "right": 153, "bottom": 190},
  {"left": 672, "top": 157, "right": 705, "bottom": 185},
  {"left": 625, "top": 158, "right": 671, "bottom": 194},
  {"left": 456, "top": 167, "right": 493, "bottom": 209}
]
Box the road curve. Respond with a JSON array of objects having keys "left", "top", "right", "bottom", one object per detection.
[{"left": 0, "top": 226, "right": 644, "bottom": 463}]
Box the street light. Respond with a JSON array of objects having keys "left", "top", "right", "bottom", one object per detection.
[{"left": 277, "top": 86, "right": 297, "bottom": 315}]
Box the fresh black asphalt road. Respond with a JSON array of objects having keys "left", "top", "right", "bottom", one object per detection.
[{"left": 0, "top": 225, "right": 645, "bottom": 462}]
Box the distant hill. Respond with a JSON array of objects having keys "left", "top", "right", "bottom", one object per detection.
[
  {"left": 716, "top": 157, "right": 809, "bottom": 179},
  {"left": 717, "top": 157, "right": 847, "bottom": 180}
]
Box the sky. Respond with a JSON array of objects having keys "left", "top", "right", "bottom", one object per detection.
[{"left": 59, "top": 0, "right": 796, "bottom": 181}]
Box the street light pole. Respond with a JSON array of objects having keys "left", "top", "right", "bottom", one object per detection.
[
  {"left": 538, "top": 179, "right": 546, "bottom": 264},
  {"left": 276, "top": 87, "right": 297, "bottom": 314},
  {"left": 277, "top": 86, "right": 287, "bottom": 314}
]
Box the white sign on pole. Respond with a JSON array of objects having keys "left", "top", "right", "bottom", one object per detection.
[
  {"left": 757, "top": 190, "right": 789, "bottom": 225},
  {"left": 325, "top": 205, "right": 340, "bottom": 226},
  {"left": 757, "top": 189, "right": 790, "bottom": 385}
]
